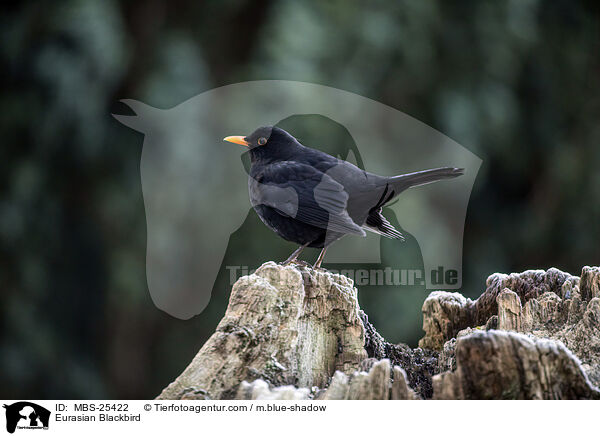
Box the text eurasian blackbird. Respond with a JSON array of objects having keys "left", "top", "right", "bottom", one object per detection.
[{"left": 224, "top": 126, "right": 464, "bottom": 268}]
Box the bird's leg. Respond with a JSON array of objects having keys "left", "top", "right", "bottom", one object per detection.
[
  {"left": 313, "top": 247, "right": 328, "bottom": 269},
  {"left": 281, "top": 243, "right": 309, "bottom": 265}
]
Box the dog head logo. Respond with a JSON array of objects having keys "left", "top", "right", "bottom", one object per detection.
[
  {"left": 114, "top": 81, "right": 481, "bottom": 319},
  {"left": 3, "top": 402, "right": 50, "bottom": 433}
]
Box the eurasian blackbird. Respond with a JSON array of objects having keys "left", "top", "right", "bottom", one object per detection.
[{"left": 224, "top": 126, "right": 464, "bottom": 268}]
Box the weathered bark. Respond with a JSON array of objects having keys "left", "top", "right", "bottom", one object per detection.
[
  {"left": 433, "top": 330, "right": 600, "bottom": 400},
  {"left": 158, "top": 262, "right": 600, "bottom": 400},
  {"left": 497, "top": 288, "right": 522, "bottom": 331},
  {"left": 418, "top": 291, "right": 475, "bottom": 350},
  {"left": 359, "top": 311, "right": 437, "bottom": 398},
  {"left": 421, "top": 267, "right": 600, "bottom": 399},
  {"left": 236, "top": 359, "right": 417, "bottom": 400},
  {"left": 418, "top": 268, "right": 580, "bottom": 349},
  {"left": 157, "top": 262, "right": 367, "bottom": 399}
]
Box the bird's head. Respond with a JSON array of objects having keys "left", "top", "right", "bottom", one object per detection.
[
  {"left": 224, "top": 126, "right": 301, "bottom": 164},
  {"left": 225, "top": 125, "right": 300, "bottom": 149},
  {"left": 223, "top": 126, "right": 274, "bottom": 149}
]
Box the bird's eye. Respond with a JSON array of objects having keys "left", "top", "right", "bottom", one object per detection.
[{"left": 258, "top": 137, "right": 267, "bottom": 146}]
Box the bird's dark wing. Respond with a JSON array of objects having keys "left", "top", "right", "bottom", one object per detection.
[
  {"left": 364, "top": 209, "right": 405, "bottom": 240},
  {"left": 250, "top": 162, "right": 366, "bottom": 236}
]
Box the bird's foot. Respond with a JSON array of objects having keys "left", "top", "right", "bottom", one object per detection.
[
  {"left": 312, "top": 247, "right": 328, "bottom": 269},
  {"left": 280, "top": 259, "right": 310, "bottom": 268},
  {"left": 280, "top": 244, "right": 309, "bottom": 266},
  {"left": 294, "top": 260, "right": 311, "bottom": 268}
]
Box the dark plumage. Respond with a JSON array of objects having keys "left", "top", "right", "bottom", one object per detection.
[{"left": 224, "top": 126, "right": 464, "bottom": 267}]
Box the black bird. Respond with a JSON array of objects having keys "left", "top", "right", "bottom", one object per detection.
[{"left": 224, "top": 126, "right": 463, "bottom": 268}]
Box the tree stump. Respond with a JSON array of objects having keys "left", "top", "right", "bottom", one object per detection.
[
  {"left": 157, "top": 262, "right": 368, "bottom": 399},
  {"left": 157, "top": 262, "right": 600, "bottom": 400}
]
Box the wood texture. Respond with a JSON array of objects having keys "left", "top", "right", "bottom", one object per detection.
[{"left": 158, "top": 263, "right": 600, "bottom": 400}]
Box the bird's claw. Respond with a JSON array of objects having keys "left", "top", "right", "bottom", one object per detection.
[{"left": 279, "top": 259, "right": 310, "bottom": 268}]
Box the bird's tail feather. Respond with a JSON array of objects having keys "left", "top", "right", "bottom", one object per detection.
[{"left": 389, "top": 167, "right": 464, "bottom": 193}]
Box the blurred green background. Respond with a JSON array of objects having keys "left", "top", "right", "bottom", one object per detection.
[{"left": 1, "top": 0, "right": 599, "bottom": 399}]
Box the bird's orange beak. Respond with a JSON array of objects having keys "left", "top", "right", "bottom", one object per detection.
[{"left": 223, "top": 135, "right": 250, "bottom": 147}]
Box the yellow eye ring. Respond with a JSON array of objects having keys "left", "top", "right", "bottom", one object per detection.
[{"left": 258, "top": 137, "right": 267, "bottom": 146}]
